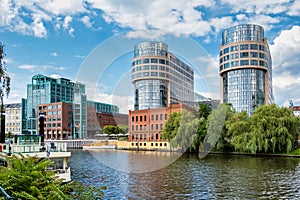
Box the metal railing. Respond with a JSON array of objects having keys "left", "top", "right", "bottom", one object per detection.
[{"left": 0, "top": 185, "right": 15, "bottom": 200}]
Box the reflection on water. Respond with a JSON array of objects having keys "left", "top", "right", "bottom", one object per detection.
[{"left": 69, "top": 150, "right": 300, "bottom": 200}]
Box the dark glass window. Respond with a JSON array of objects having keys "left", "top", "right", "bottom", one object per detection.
[
  {"left": 250, "top": 52, "right": 258, "bottom": 58},
  {"left": 240, "top": 52, "right": 249, "bottom": 58},
  {"left": 250, "top": 44, "right": 258, "bottom": 50},
  {"left": 240, "top": 44, "right": 249, "bottom": 50},
  {"left": 240, "top": 60, "right": 249, "bottom": 65},
  {"left": 151, "top": 58, "right": 158, "bottom": 63}
]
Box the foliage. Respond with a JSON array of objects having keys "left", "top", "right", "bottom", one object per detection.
[
  {"left": 205, "top": 103, "right": 235, "bottom": 152},
  {"left": 0, "top": 155, "right": 105, "bottom": 200},
  {"left": 103, "top": 125, "right": 124, "bottom": 135},
  {"left": 230, "top": 104, "right": 299, "bottom": 154},
  {"left": 0, "top": 43, "right": 11, "bottom": 106},
  {"left": 190, "top": 103, "right": 211, "bottom": 152},
  {"left": 117, "top": 124, "right": 128, "bottom": 134},
  {"left": 161, "top": 111, "right": 182, "bottom": 142},
  {"left": 168, "top": 110, "right": 199, "bottom": 152}
]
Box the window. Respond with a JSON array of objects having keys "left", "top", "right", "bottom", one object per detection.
[
  {"left": 151, "top": 115, "right": 154, "bottom": 120},
  {"left": 159, "top": 59, "right": 165, "bottom": 64},
  {"left": 259, "top": 45, "right": 265, "bottom": 51},
  {"left": 156, "top": 124, "right": 158, "bottom": 130},
  {"left": 240, "top": 52, "right": 249, "bottom": 58},
  {"left": 132, "top": 116, "right": 134, "bottom": 122},
  {"left": 223, "top": 47, "right": 229, "bottom": 54},
  {"left": 140, "top": 116, "right": 143, "bottom": 122},
  {"left": 136, "top": 125, "right": 138, "bottom": 131},
  {"left": 156, "top": 114, "right": 158, "bottom": 120},
  {"left": 165, "top": 114, "right": 168, "bottom": 120},
  {"left": 151, "top": 124, "right": 154, "bottom": 130},
  {"left": 151, "top": 58, "right": 158, "bottom": 63},
  {"left": 250, "top": 52, "right": 258, "bottom": 58},
  {"left": 160, "top": 124, "right": 163, "bottom": 130},
  {"left": 160, "top": 114, "right": 162, "bottom": 120},
  {"left": 230, "top": 45, "right": 238, "bottom": 52},
  {"left": 240, "top": 44, "right": 249, "bottom": 50},
  {"left": 240, "top": 60, "right": 249, "bottom": 65},
  {"left": 259, "top": 53, "right": 265, "bottom": 59},
  {"left": 250, "top": 44, "right": 258, "bottom": 50},
  {"left": 143, "top": 58, "right": 149, "bottom": 63},
  {"left": 140, "top": 125, "right": 142, "bottom": 130},
  {"left": 144, "top": 115, "right": 147, "bottom": 121},
  {"left": 136, "top": 116, "right": 138, "bottom": 122},
  {"left": 250, "top": 60, "right": 258, "bottom": 65},
  {"left": 132, "top": 125, "right": 134, "bottom": 131}
]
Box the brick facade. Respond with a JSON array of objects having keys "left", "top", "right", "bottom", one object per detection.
[{"left": 128, "top": 103, "right": 192, "bottom": 142}]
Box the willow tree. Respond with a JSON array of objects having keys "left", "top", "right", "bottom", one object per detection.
[
  {"left": 231, "top": 104, "right": 299, "bottom": 154},
  {"left": 0, "top": 43, "right": 10, "bottom": 143},
  {"left": 0, "top": 43, "right": 10, "bottom": 107},
  {"left": 170, "top": 110, "right": 199, "bottom": 152}
]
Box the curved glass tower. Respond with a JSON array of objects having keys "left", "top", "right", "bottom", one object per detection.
[
  {"left": 219, "top": 24, "right": 273, "bottom": 115},
  {"left": 132, "top": 41, "right": 194, "bottom": 110}
]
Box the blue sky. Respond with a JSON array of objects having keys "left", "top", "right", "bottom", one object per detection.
[{"left": 0, "top": 0, "right": 300, "bottom": 113}]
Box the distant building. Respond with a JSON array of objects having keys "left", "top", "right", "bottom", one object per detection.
[
  {"left": 292, "top": 106, "right": 300, "bottom": 117},
  {"left": 23, "top": 74, "right": 86, "bottom": 138},
  {"left": 38, "top": 102, "right": 73, "bottom": 139},
  {"left": 128, "top": 103, "right": 192, "bottom": 142},
  {"left": 4, "top": 103, "right": 22, "bottom": 135},
  {"left": 219, "top": 24, "right": 274, "bottom": 115},
  {"left": 132, "top": 41, "right": 194, "bottom": 110}
]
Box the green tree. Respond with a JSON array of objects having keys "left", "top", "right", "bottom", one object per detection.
[
  {"left": 117, "top": 124, "right": 128, "bottom": 134},
  {"left": 161, "top": 111, "right": 182, "bottom": 142},
  {"left": 231, "top": 104, "right": 299, "bottom": 154},
  {"left": 0, "top": 43, "right": 10, "bottom": 107},
  {"left": 169, "top": 110, "right": 199, "bottom": 152},
  {"left": 190, "top": 103, "right": 211, "bottom": 152},
  {"left": 103, "top": 125, "right": 119, "bottom": 135},
  {"left": 0, "top": 155, "right": 105, "bottom": 200}
]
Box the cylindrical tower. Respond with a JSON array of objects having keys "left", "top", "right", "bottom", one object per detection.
[
  {"left": 132, "top": 41, "right": 194, "bottom": 110},
  {"left": 132, "top": 42, "right": 169, "bottom": 110},
  {"left": 219, "top": 24, "right": 273, "bottom": 115}
]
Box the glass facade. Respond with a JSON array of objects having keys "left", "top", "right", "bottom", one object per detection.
[
  {"left": 132, "top": 41, "right": 194, "bottom": 110},
  {"left": 134, "top": 79, "right": 168, "bottom": 110},
  {"left": 220, "top": 24, "right": 273, "bottom": 115},
  {"left": 223, "top": 69, "right": 265, "bottom": 114}
]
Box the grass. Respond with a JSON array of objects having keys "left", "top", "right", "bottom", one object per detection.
[{"left": 288, "top": 148, "right": 300, "bottom": 155}]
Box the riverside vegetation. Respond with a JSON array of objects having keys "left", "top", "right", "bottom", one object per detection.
[
  {"left": 0, "top": 155, "right": 106, "bottom": 200},
  {"left": 162, "top": 103, "right": 300, "bottom": 155}
]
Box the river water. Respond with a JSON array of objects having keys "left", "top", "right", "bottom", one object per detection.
[{"left": 69, "top": 149, "right": 300, "bottom": 199}]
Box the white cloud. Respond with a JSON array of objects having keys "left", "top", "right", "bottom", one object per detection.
[
  {"left": 75, "top": 54, "right": 85, "bottom": 59},
  {"left": 220, "top": 0, "right": 290, "bottom": 15},
  {"left": 39, "top": 0, "right": 87, "bottom": 15},
  {"left": 50, "top": 52, "right": 58, "bottom": 57},
  {"left": 3, "top": 57, "right": 13, "bottom": 64},
  {"left": 88, "top": 0, "right": 214, "bottom": 38},
  {"left": 18, "top": 64, "right": 36, "bottom": 70},
  {"left": 288, "top": 0, "right": 300, "bottom": 16},
  {"left": 94, "top": 93, "right": 133, "bottom": 114},
  {"left": 63, "top": 16, "right": 72, "bottom": 30},
  {"left": 50, "top": 74, "right": 61, "bottom": 79},
  {"left": 32, "top": 19, "right": 47, "bottom": 38},
  {"left": 69, "top": 27, "right": 75, "bottom": 37},
  {"left": 269, "top": 25, "right": 300, "bottom": 105},
  {"left": 80, "top": 16, "right": 93, "bottom": 28},
  {"left": 270, "top": 25, "right": 300, "bottom": 72}
]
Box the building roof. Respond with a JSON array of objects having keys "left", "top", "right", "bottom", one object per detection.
[{"left": 4, "top": 103, "right": 22, "bottom": 108}]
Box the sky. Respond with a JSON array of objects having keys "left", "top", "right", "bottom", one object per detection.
[{"left": 0, "top": 0, "right": 300, "bottom": 114}]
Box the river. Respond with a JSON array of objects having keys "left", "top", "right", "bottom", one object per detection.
[{"left": 69, "top": 149, "right": 300, "bottom": 199}]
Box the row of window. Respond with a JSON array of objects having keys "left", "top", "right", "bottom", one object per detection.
[
  {"left": 131, "top": 123, "right": 164, "bottom": 131},
  {"left": 132, "top": 58, "right": 169, "bottom": 66},
  {"left": 132, "top": 133, "right": 161, "bottom": 140},
  {"left": 220, "top": 60, "right": 267, "bottom": 70},
  {"left": 220, "top": 44, "right": 265, "bottom": 56},
  {"left": 45, "top": 123, "right": 62, "bottom": 127},
  {"left": 220, "top": 52, "right": 266, "bottom": 63},
  {"left": 131, "top": 114, "right": 168, "bottom": 122},
  {"left": 131, "top": 142, "right": 167, "bottom": 147}
]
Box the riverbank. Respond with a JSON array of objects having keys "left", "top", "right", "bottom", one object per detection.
[{"left": 207, "top": 149, "right": 300, "bottom": 158}]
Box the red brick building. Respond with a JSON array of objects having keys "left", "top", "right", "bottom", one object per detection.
[
  {"left": 38, "top": 102, "right": 73, "bottom": 140},
  {"left": 128, "top": 103, "right": 191, "bottom": 142}
]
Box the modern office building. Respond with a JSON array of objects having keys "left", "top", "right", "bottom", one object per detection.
[
  {"left": 132, "top": 41, "right": 194, "bottom": 110},
  {"left": 4, "top": 103, "right": 22, "bottom": 135},
  {"left": 24, "top": 74, "right": 87, "bottom": 138},
  {"left": 219, "top": 24, "right": 274, "bottom": 115}
]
